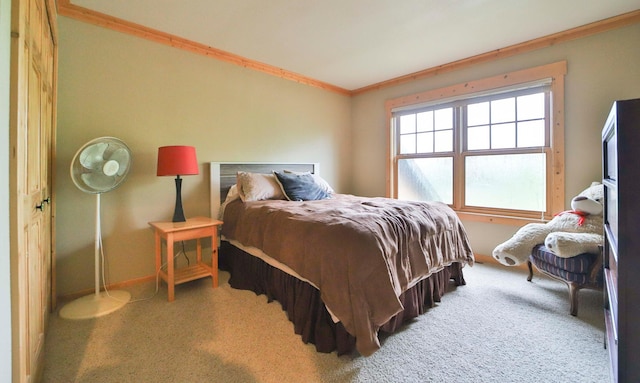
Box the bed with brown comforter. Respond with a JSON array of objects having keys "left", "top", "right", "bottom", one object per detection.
[{"left": 220, "top": 193, "right": 474, "bottom": 356}]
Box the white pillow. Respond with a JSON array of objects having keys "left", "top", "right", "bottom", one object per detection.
[
  {"left": 312, "top": 174, "right": 335, "bottom": 195},
  {"left": 283, "top": 170, "right": 335, "bottom": 195},
  {"left": 236, "top": 171, "right": 285, "bottom": 202}
]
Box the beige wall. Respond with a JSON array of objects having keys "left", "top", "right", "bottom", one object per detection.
[
  {"left": 351, "top": 23, "right": 640, "bottom": 257},
  {"left": 56, "top": 17, "right": 352, "bottom": 296}
]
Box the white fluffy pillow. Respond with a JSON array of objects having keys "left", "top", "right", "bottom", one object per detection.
[
  {"left": 312, "top": 174, "right": 335, "bottom": 195},
  {"left": 236, "top": 171, "right": 285, "bottom": 202}
]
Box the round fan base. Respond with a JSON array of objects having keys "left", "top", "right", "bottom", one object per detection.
[{"left": 59, "top": 290, "right": 131, "bottom": 320}]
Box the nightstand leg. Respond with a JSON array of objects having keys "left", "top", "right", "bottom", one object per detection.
[
  {"left": 154, "top": 231, "right": 161, "bottom": 277},
  {"left": 196, "top": 238, "right": 202, "bottom": 263},
  {"left": 211, "top": 232, "right": 218, "bottom": 288},
  {"left": 167, "top": 233, "right": 175, "bottom": 302}
]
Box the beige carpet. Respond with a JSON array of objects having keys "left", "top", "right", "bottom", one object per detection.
[{"left": 43, "top": 262, "right": 609, "bottom": 383}]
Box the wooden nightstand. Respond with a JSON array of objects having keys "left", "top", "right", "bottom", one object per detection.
[{"left": 149, "top": 216, "right": 223, "bottom": 302}]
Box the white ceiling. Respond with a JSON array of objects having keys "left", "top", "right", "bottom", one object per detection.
[{"left": 72, "top": 0, "right": 639, "bottom": 90}]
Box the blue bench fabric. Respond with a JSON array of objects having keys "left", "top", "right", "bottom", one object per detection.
[{"left": 530, "top": 244, "right": 603, "bottom": 286}]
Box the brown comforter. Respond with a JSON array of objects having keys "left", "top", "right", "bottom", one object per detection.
[{"left": 221, "top": 194, "right": 474, "bottom": 356}]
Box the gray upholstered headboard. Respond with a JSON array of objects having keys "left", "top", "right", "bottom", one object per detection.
[{"left": 209, "top": 162, "right": 319, "bottom": 219}]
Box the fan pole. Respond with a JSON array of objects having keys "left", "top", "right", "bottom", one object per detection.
[
  {"left": 95, "top": 193, "right": 101, "bottom": 297},
  {"left": 58, "top": 192, "right": 131, "bottom": 320}
]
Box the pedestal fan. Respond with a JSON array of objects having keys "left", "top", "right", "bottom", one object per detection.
[{"left": 60, "top": 137, "right": 133, "bottom": 320}]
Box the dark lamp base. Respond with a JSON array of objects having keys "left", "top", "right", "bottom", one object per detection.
[{"left": 173, "top": 176, "right": 186, "bottom": 222}]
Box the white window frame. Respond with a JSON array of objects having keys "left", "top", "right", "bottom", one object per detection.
[{"left": 385, "top": 61, "right": 567, "bottom": 225}]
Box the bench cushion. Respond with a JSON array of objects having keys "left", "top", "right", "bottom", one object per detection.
[{"left": 530, "top": 244, "right": 602, "bottom": 285}]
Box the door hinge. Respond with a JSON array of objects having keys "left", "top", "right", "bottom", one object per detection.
[{"left": 11, "top": 31, "right": 19, "bottom": 38}]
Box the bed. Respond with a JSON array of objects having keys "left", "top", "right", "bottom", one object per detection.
[{"left": 210, "top": 162, "right": 475, "bottom": 356}]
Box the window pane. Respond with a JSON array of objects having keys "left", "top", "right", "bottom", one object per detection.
[
  {"left": 398, "top": 158, "right": 453, "bottom": 204},
  {"left": 468, "top": 101, "right": 489, "bottom": 126},
  {"left": 416, "top": 132, "right": 434, "bottom": 153},
  {"left": 517, "top": 93, "right": 545, "bottom": 120},
  {"left": 467, "top": 125, "right": 490, "bottom": 150},
  {"left": 400, "top": 134, "right": 415, "bottom": 154},
  {"left": 491, "top": 97, "right": 515, "bottom": 123},
  {"left": 465, "top": 153, "right": 546, "bottom": 211},
  {"left": 416, "top": 111, "right": 433, "bottom": 132},
  {"left": 434, "top": 108, "right": 453, "bottom": 131},
  {"left": 434, "top": 130, "right": 453, "bottom": 152},
  {"left": 400, "top": 114, "right": 416, "bottom": 134},
  {"left": 491, "top": 123, "right": 516, "bottom": 149},
  {"left": 517, "top": 120, "right": 545, "bottom": 147}
]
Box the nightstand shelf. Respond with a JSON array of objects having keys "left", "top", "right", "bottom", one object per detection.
[
  {"left": 161, "top": 263, "right": 212, "bottom": 285},
  {"left": 149, "top": 216, "right": 223, "bottom": 301}
]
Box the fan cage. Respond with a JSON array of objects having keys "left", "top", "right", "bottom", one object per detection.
[{"left": 70, "top": 136, "right": 132, "bottom": 194}]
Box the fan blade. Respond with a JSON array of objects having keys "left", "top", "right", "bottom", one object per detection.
[
  {"left": 106, "top": 147, "right": 131, "bottom": 176},
  {"left": 81, "top": 172, "right": 117, "bottom": 191},
  {"left": 79, "top": 142, "right": 108, "bottom": 170}
]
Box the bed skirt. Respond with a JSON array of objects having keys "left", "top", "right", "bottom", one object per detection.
[{"left": 219, "top": 241, "right": 466, "bottom": 355}]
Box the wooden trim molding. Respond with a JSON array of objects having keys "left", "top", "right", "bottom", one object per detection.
[
  {"left": 46, "top": 0, "right": 58, "bottom": 44},
  {"left": 59, "top": 274, "right": 157, "bottom": 302},
  {"left": 56, "top": 1, "right": 639, "bottom": 96},
  {"left": 385, "top": 61, "right": 567, "bottom": 111},
  {"left": 56, "top": 0, "right": 351, "bottom": 95},
  {"left": 352, "top": 9, "right": 640, "bottom": 95}
]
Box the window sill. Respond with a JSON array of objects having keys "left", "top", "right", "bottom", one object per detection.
[{"left": 456, "top": 211, "right": 547, "bottom": 226}]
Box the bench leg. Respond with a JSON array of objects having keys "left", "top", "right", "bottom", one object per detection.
[
  {"left": 568, "top": 282, "right": 580, "bottom": 316},
  {"left": 527, "top": 260, "right": 534, "bottom": 282}
]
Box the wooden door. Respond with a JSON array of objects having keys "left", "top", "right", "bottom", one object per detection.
[{"left": 10, "top": 0, "right": 56, "bottom": 381}]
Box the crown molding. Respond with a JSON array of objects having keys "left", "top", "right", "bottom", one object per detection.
[
  {"left": 57, "top": 1, "right": 640, "bottom": 96},
  {"left": 352, "top": 9, "right": 640, "bottom": 95},
  {"left": 56, "top": 0, "right": 351, "bottom": 95}
]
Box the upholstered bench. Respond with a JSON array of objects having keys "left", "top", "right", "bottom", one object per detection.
[{"left": 527, "top": 244, "right": 603, "bottom": 316}]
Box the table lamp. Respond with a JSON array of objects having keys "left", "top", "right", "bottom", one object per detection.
[{"left": 157, "top": 145, "right": 199, "bottom": 222}]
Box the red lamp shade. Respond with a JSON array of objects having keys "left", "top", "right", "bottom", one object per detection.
[
  {"left": 157, "top": 146, "right": 199, "bottom": 176},
  {"left": 157, "top": 146, "right": 199, "bottom": 222}
]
